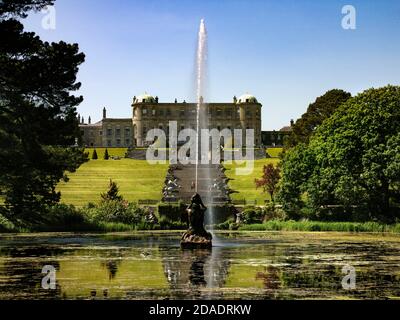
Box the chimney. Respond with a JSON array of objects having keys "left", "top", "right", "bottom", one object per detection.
[
  {"left": 233, "top": 96, "right": 237, "bottom": 103},
  {"left": 81, "top": 117, "right": 84, "bottom": 124},
  {"left": 290, "top": 119, "right": 294, "bottom": 127},
  {"left": 103, "top": 107, "right": 107, "bottom": 119},
  {"left": 88, "top": 116, "right": 91, "bottom": 124},
  {"left": 77, "top": 113, "right": 81, "bottom": 123}
]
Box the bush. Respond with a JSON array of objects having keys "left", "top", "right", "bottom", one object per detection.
[
  {"left": 157, "top": 202, "right": 186, "bottom": 222},
  {"left": 85, "top": 200, "right": 147, "bottom": 225},
  {"left": 241, "top": 206, "right": 264, "bottom": 224},
  {"left": 205, "top": 204, "right": 236, "bottom": 225},
  {"left": 263, "top": 203, "right": 286, "bottom": 221},
  {"left": 158, "top": 216, "right": 187, "bottom": 230},
  {"left": 37, "top": 204, "right": 95, "bottom": 232},
  {"left": 0, "top": 212, "right": 16, "bottom": 232}
]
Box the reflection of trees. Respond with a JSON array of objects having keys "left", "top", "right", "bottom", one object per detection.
[
  {"left": 0, "top": 246, "right": 63, "bottom": 299},
  {"left": 256, "top": 266, "right": 281, "bottom": 290},
  {"left": 160, "top": 247, "right": 231, "bottom": 299},
  {"left": 101, "top": 259, "right": 122, "bottom": 280}
]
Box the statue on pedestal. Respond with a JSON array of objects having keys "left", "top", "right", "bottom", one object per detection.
[{"left": 181, "top": 193, "right": 212, "bottom": 249}]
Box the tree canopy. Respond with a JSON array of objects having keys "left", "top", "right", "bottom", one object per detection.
[
  {"left": 0, "top": 0, "right": 87, "bottom": 225},
  {"left": 286, "top": 89, "right": 351, "bottom": 147},
  {"left": 278, "top": 86, "right": 400, "bottom": 222}
]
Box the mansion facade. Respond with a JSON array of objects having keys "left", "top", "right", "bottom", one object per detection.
[{"left": 79, "top": 93, "right": 291, "bottom": 148}]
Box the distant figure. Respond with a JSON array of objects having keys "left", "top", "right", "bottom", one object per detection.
[{"left": 191, "top": 181, "right": 195, "bottom": 191}]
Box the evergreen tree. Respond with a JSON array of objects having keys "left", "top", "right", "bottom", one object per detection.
[
  {"left": 104, "top": 148, "right": 109, "bottom": 160},
  {"left": 92, "top": 149, "right": 98, "bottom": 160},
  {"left": 0, "top": 0, "right": 87, "bottom": 225},
  {"left": 101, "top": 179, "right": 123, "bottom": 202}
]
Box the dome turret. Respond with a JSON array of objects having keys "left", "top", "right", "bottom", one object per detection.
[
  {"left": 134, "top": 93, "right": 155, "bottom": 104},
  {"left": 236, "top": 93, "right": 258, "bottom": 104}
]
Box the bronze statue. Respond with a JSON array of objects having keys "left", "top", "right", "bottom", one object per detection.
[{"left": 181, "top": 193, "right": 212, "bottom": 249}]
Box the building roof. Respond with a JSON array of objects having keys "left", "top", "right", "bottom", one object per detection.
[
  {"left": 280, "top": 126, "right": 292, "bottom": 132},
  {"left": 237, "top": 93, "right": 258, "bottom": 104},
  {"left": 133, "top": 93, "right": 155, "bottom": 104}
]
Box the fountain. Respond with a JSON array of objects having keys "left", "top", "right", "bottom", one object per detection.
[
  {"left": 181, "top": 19, "right": 213, "bottom": 249},
  {"left": 181, "top": 193, "right": 212, "bottom": 249}
]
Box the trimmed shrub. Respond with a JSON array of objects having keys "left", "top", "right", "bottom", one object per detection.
[
  {"left": 92, "top": 149, "right": 98, "bottom": 160},
  {"left": 157, "top": 202, "right": 186, "bottom": 222},
  {"left": 104, "top": 148, "right": 110, "bottom": 160}
]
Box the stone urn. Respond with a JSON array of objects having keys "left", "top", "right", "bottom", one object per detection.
[{"left": 181, "top": 193, "right": 212, "bottom": 249}]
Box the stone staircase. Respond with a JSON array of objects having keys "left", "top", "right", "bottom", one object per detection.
[{"left": 163, "top": 164, "right": 230, "bottom": 205}]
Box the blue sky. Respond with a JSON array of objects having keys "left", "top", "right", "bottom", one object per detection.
[{"left": 24, "top": 0, "right": 400, "bottom": 130}]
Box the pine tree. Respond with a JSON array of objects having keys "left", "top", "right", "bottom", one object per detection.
[
  {"left": 104, "top": 148, "right": 109, "bottom": 160},
  {"left": 0, "top": 0, "right": 87, "bottom": 224},
  {"left": 92, "top": 149, "right": 98, "bottom": 160},
  {"left": 101, "top": 179, "right": 123, "bottom": 202}
]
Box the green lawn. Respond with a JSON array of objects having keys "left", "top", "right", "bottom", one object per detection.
[
  {"left": 266, "top": 147, "right": 283, "bottom": 158},
  {"left": 57, "top": 158, "right": 168, "bottom": 207},
  {"left": 225, "top": 158, "right": 280, "bottom": 205}
]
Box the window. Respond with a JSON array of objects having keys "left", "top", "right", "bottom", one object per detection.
[
  {"left": 107, "top": 140, "right": 112, "bottom": 147},
  {"left": 180, "top": 109, "right": 185, "bottom": 117},
  {"left": 107, "top": 129, "right": 112, "bottom": 136},
  {"left": 152, "top": 109, "right": 156, "bottom": 116},
  {"left": 99, "top": 131, "right": 102, "bottom": 136},
  {"left": 125, "top": 139, "right": 130, "bottom": 146},
  {"left": 217, "top": 109, "right": 222, "bottom": 117},
  {"left": 166, "top": 109, "right": 171, "bottom": 116},
  {"left": 143, "top": 108, "right": 148, "bottom": 115},
  {"left": 116, "top": 129, "right": 121, "bottom": 137},
  {"left": 116, "top": 139, "right": 121, "bottom": 146},
  {"left": 125, "top": 128, "right": 130, "bottom": 136}
]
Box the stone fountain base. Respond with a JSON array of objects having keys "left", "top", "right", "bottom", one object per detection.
[{"left": 181, "top": 229, "right": 212, "bottom": 249}]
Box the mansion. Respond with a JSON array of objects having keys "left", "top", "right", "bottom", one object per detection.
[{"left": 79, "top": 93, "right": 291, "bottom": 148}]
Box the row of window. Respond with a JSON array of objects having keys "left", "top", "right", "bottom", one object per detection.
[
  {"left": 106, "top": 139, "right": 131, "bottom": 147},
  {"left": 133, "top": 125, "right": 260, "bottom": 138},
  {"left": 135, "top": 107, "right": 261, "bottom": 118}
]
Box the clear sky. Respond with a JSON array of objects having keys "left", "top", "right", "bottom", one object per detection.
[{"left": 24, "top": 0, "right": 400, "bottom": 130}]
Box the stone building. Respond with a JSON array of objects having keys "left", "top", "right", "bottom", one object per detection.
[
  {"left": 79, "top": 93, "right": 263, "bottom": 148},
  {"left": 78, "top": 107, "right": 133, "bottom": 148}
]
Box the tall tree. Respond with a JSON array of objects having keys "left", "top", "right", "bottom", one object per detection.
[
  {"left": 0, "top": 0, "right": 87, "bottom": 225},
  {"left": 278, "top": 86, "right": 400, "bottom": 222},
  {"left": 286, "top": 89, "right": 351, "bottom": 147}
]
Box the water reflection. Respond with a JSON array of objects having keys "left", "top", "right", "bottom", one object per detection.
[{"left": 0, "top": 232, "right": 399, "bottom": 300}]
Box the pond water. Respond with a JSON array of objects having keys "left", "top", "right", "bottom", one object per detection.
[{"left": 0, "top": 231, "right": 399, "bottom": 300}]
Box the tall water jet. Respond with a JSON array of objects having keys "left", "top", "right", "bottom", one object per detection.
[
  {"left": 195, "top": 18, "right": 207, "bottom": 192},
  {"left": 180, "top": 19, "right": 213, "bottom": 249}
]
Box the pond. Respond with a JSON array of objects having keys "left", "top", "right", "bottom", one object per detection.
[{"left": 0, "top": 231, "right": 399, "bottom": 300}]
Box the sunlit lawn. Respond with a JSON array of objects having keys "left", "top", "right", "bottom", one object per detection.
[
  {"left": 224, "top": 158, "right": 280, "bottom": 205},
  {"left": 57, "top": 158, "right": 168, "bottom": 207},
  {"left": 266, "top": 147, "right": 283, "bottom": 158}
]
